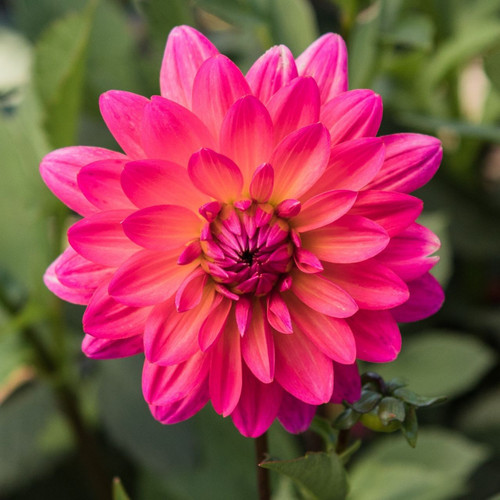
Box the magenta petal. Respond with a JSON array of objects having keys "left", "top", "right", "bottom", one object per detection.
[
  {"left": 349, "top": 190, "right": 423, "bottom": 237},
  {"left": 296, "top": 33, "right": 348, "bottom": 103},
  {"left": 199, "top": 295, "right": 231, "bottom": 351},
  {"left": 277, "top": 392, "right": 317, "bottom": 434},
  {"left": 246, "top": 44, "right": 298, "bottom": 104},
  {"left": 121, "top": 159, "right": 207, "bottom": 211},
  {"left": 40, "top": 146, "right": 126, "bottom": 216},
  {"left": 220, "top": 95, "right": 273, "bottom": 186},
  {"left": 274, "top": 323, "right": 333, "bottom": 405},
  {"left": 267, "top": 77, "right": 321, "bottom": 145},
  {"left": 99, "top": 91, "right": 148, "bottom": 158},
  {"left": 330, "top": 362, "right": 361, "bottom": 404},
  {"left": 150, "top": 379, "right": 209, "bottom": 424},
  {"left": 143, "top": 352, "right": 209, "bottom": 405},
  {"left": 108, "top": 250, "right": 197, "bottom": 307},
  {"left": 175, "top": 267, "right": 208, "bottom": 312},
  {"left": 142, "top": 96, "right": 216, "bottom": 165},
  {"left": 267, "top": 292, "right": 293, "bottom": 334},
  {"left": 83, "top": 282, "right": 152, "bottom": 339},
  {"left": 210, "top": 315, "right": 243, "bottom": 416},
  {"left": 271, "top": 123, "right": 330, "bottom": 201},
  {"left": 68, "top": 209, "right": 139, "bottom": 267},
  {"left": 235, "top": 295, "right": 252, "bottom": 336},
  {"left": 391, "top": 273, "right": 444, "bottom": 323},
  {"left": 82, "top": 334, "right": 143, "bottom": 360},
  {"left": 322, "top": 260, "right": 409, "bottom": 310},
  {"left": 348, "top": 310, "right": 401, "bottom": 362},
  {"left": 250, "top": 163, "right": 274, "bottom": 202},
  {"left": 192, "top": 55, "right": 251, "bottom": 140},
  {"left": 231, "top": 367, "right": 283, "bottom": 437},
  {"left": 302, "top": 215, "right": 390, "bottom": 264},
  {"left": 291, "top": 271, "right": 358, "bottom": 318},
  {"left": 77, "top": 159, "right": 133, "bottom": 210},
  {"left": 367, "top": 133, "right": 442, "bottom": 193},
  {"left": 294, "top": 190, "right": 357, "bottom": 232},
  {"left": 160, "top": 26, "right": 219, "bottom": 108},
  {"left": 294, "top": 248, "right": 323, "bottom": 274},
  {"left": 44, "top": 259, "right": 94, "bottom": 305},
  {"left": 188, "top": 148, "right": 243, "bottom": 202},
  {"left": 321, "top": 89, "right": 382, "bottom": 145},
  {"left": 122, "top": 205, "right": 201, "bottom": 251},
  {"left": 241, "top": 299, "right": 275, "bottom": 383}
]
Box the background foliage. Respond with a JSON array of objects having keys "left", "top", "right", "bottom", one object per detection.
[{"left": 0, "top": 0, "right": 499, "bottom": 498}]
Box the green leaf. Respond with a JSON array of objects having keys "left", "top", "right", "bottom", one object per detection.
[
  {"left": 309, "top": 416, "right": 337, "bottom": 451},
  {"left": 378, "top": 397, "right": 406, "bottom": 425},
  {"left": 113, "top": 477, "right": 131, "bottom": 500},
  {"left": 34, "top": 0, "right": 97, "bottom": 147},
  {"left": 333, "top": 408, "right": 360, "bottom": 430},
  {"left": 393, "top": 388, "right": 446, "bottom": 408},
  {"left": 485, "top": 47, "right": 500, "bottom": 93},
  {"left": 401, "top": 405, "right": 418, "bottom": 448},
  {"left": 349, "top": 428, "right": 490, "bottom": 500},
  {"left": 382, "top": 14, "right": 435, "bottom": 51},
  {"left": 372, "top": 330, "right": 496, "bottom": 398},
  {"left": 261, "top": 450, "right": 348, "bottom": 500},
  {"left": 350, "top": 390, "right": 382, "bottom": 413}
]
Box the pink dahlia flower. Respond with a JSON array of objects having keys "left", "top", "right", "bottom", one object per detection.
[{"left": 41, "top": 26, "right": 444, "bottom": 437}]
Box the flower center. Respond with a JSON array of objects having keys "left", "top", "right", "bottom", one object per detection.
[{"left": 199, "top": 202, "right": 294, "bottom": 297}]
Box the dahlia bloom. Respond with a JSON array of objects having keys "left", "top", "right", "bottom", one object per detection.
[{"left": 40, "top": 26, "right": 443, "bottom": 437}]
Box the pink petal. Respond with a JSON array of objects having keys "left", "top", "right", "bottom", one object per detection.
[
  {"left": 291, "top": 271, "right": 358, "bottom": 318},
  {"left": 210, "top": 315, "right": 243, "bottom": 416},
  {"left": 150, "top": 379, "right": 209, "bottom": 424},
  {"left": 296, "top": 33, "right": 348, "bottom": 103},
  {"left": 44, "top": 259, "right": 94, "bottom": 305},
  {"left": 348, "top": 190, "right": 423, "bottom": 237},
  {"left": 322, "top": 260, "right": 409, "bottom": 310},
  {"left": 294, "top": 248, "right": 324, "bottom": 274},
  {"left": 304, "top": 138, "right": 385, "bottom": 198},
  {"left": 40, "top": 146, "right": 126, "bottom": 216},
  {"left": 160, "top": 26, "right": 219, "bottom": 108},
  {"left": 391, "top": 273, "right": 444, "bottom": 323},
  {"left": 143, "top": 351, "right": 209, "bottom": 405},
  {"left": 293, "top": 190, "right": 357, "bottom": 232},
  {"left": 347, "top": 310, "right": 401, "bottom": 363},
  {"left": 376, "top": 223, "right": 441, "bottom": 281},
  {"left": 188, "top": 148, "right": 243, "bottom": 202},
  {"left": 122, "top": 205, "right": 202, "bottom": 251},
  {"left": 199, "top": 295, "right": 231, "bottom": 351},
  {"left": 366, "top": 133, "right": 442, "bottom": 193},
  {"left": 83, "top": 282, "right": 152, "bottom": 339},
  {"left": 121, "top": 159, "right": 207, "bottom": 211},
  {"left": 142, "top": 96, "right": 216, "bottom": 165},
  {"left": 266, "top": 292, "right": 293, "bottom": 333},
  {"left": 108, "top": 249, "right": 197, "bottom": 307},
  {"left": 231, "top": 367, "right": 283, "bottom": 437},
  {"left": 220, "top": 95, "right": 273, "bottom": 186},
  {"left": 330, "top": 362, "right": 361, "bottom": 404},
  {"left": 82, "top": 334, "right": 143, "bottom": 359},
  {"left": 270, "top": 123, "right": 330, "bottom": 201},
  {"left": 302, "top": 215, "right": 390, "bottom": 264},
  {"left": 246, "top": 44, "right": 298, "bottom": 104},
  {"left": 192, "top": 55, "right": 251, "bottom": 140},
  {"left": 249, "top": 163, "right": 274, "bottom": 202},
  {"left": 235, "top": 295, "right": 252, "bottom": 336},
  {"left": 286, "top": 293, "right": 356, "bottom": 364},
  {"left": 77, "top": 158, "right": 133, "bottom": 210},
  {"left": 144, "top": 285, "right": 215, "bottom": 365},
  {"left": 267, "top": 77, "right": 321, "bottom": 145},
  {"left": 68, "top": 209, "right": 139, "bottom": 267},
  {"left": 175, "top": 267, "right": 208, "bottom": 312},
  {"left": 278, "top": 392, "right": 317, "bottom": 434},
  {"left": 99, "top": 91, "right": 148, "bottom": 158},
  {"left": 274, "top": 323, "right": 334, "bottom": 405},
  {"left": 321, "top": 89, "right": 382, "bottom": 145},
  {"left": 241, "top": 299, "right": 275, "bottom": 383}
]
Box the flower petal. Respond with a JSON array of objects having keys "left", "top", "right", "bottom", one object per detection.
[
  {"left": 160, "top": 25, "right": 219, "bottom": 108},
  {"left": 188, "top": 148, "right": 243, "bottom": 202},
  {"left": 44, "top": 259, "right": 94, "bottom": 305},
  {"left": 199, "top": 295, "right": 231, "bottom": 351},
  {"left": 82, "top": 334, "right": 143, "bottom": 360},
  {"left": 330, "top": 362, "right": 361, "bottom": 404},
  {"left": 367, "top": 133, "right": 442, "bottom": 193},
  {"left": 249, "top": 163, "right": 274, "bottom": 202},
  {"left": 270, "top": 123, "right": 330, "bottom": 201},
  {"left": 246, "top": 44, "right": 298, "bottom": 103},
  {"left": 266, "top": 292, "right": 293, "bottom": 333},
  {"left": 296, "top": 33, "right": 348, "bottom": 102},
  {"left": 175, "top": 267, "right": 208, "bottom": 312},
  {"left": 278, "top": 392, "right": 317, "bottom": 434},
  {"left": 321, "top": 89, "right": 382, "bottom": 145},
  {"left": 40, "top": 146, "right": 126, "bottom": 216},
  {"left": 99, "top": 91, "right": 148, "bottom": 158}
]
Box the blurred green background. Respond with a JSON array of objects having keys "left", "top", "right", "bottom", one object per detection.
[{"left": 0, "top": 0, "right": 499, "bottom": 499}]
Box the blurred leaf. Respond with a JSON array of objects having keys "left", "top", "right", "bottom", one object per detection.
[
  {"left": 268, "top": 0, "right": 318, "bottom": 54},
  {"left": 349, "top": 428, "right": 490, "bottom": 500},
  {"left": 309, "top": 416, "right": 337, "bottom": 451},
  {"left": 34, "top": 0, "right": 97, "bottom": 147},
  {"left": 484, "top": 47, "right": 500, "bottom": 93},
  {"left": 113, "top": 477, "right": 131, "bottom": 500},
  {"left": 333, "top": 408, "right": 360, "bottom": 430},
  {"left": 194, "top": 0, "right": 261, "bottom": 27},
  {"left": 382, "top": 14, "right": 434, "bottom": 51},
  {"left": 372, "top": 330, "right": 496, "bottom": 398},
  {"left": 262, "top": 450, "right": 348, "bottom": 500},
  {"left": 378, "top": 397, "right": 406, "bottom": 425}
]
